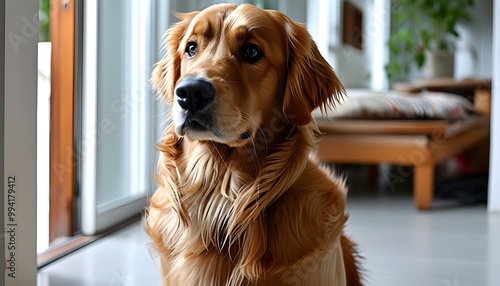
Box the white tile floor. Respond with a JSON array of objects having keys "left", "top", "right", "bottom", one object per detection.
[
  {"left": 346, "top": 197, "right": 500, "bottom": 286},
  {"left": 37, "top": 194, "right": 500, "bottom": 286},
  {"left": 37, "top": 221, "right": 160, "bottom": 286}
]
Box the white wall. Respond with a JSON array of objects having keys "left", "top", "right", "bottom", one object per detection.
[
  {"left": 333, "top": 0, "right": 373, "bottom": 88},
  {"left": 2, "top": 0, "right": 39, "bottom": 284},
  {"left": 455, "top": 0, "right": 493, "bottom": 79},
  {"left": 276, "top": 0, "right": 307, "bottom": 22},
  {"left": 488, "top": 0, "right": 500, "bottom": 212},
  {"left": 307, "top": 0, "right": 391, "bottom": 89},
  {"left": 307, "top": 0, "right": 373, "bottom": 88},
  {"left": 1, "top": 2, "right": 4, "bottom": 282}
]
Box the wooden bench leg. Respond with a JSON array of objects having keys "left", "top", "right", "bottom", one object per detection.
[{"left": 414, "top": 164, "right": 435, "bottom": 210}]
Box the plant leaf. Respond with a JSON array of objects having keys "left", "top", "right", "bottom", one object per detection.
[{"left": 415, "top": 51, "right": 425, "bottom": 68}]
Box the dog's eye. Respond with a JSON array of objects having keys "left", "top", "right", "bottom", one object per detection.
[
  {"left": 243, "top": 43, "right": 263, "bottom": 62},
  {"left": 186, "top": 42, "right": 198, "bottom": 58}
]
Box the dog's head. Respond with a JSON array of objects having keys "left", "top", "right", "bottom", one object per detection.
[{"left": 152, "top": 3, "right": 344, "bottom": 147}]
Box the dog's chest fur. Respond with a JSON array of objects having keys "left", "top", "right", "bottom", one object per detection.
[
  {"left": 148, "top": 128, "right": 349, "bottom": 285},
  {"left": 157, "top": 147, "right": 257, "bottom": 285}
]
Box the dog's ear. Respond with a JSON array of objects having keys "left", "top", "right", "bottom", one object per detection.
[
  {"left": 151, "top": 12, "right": 198, "bottom": 104},
  {"left": 281, "top": 17, "right": 345, "bottom": 126}
]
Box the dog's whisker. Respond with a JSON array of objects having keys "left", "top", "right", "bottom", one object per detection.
[
  {"left": 286, "top": 125, "right": 296, "bottom": 140},
  {"left": 238, "top": 108, "right": 268, "bottom": 156},
  {"left": 208, "top": 141, "right": 230, "bottom": 170},
  {"left": 218, "top": 74, "right": 236, "bottom": 84},
  {"left": 228, "top": 113, "right": 261, "bottom": 170}
]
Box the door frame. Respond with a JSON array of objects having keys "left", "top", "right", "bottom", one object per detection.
[{"left": 49, "top": 0, "right": 76, "bottom": 242}]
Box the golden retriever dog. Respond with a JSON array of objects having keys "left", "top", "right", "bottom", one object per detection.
[{"left": 145, "top": 3, "right": 362, "bottom": 285}]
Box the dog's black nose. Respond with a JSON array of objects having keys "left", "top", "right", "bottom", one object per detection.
[{"left": 175, "top": 78, "right": 215, "bottom": 113}]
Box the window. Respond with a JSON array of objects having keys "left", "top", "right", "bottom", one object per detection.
[{"left": 80, "top": 0, "right": 156, "bottom": 235}]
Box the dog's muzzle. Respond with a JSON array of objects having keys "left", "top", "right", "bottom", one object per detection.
[
  {"left": 174, "top": 77, "right": 217, "bottom": 136},
  {"left": 175, "top": 77, "right": 215, "bottom": 114}
]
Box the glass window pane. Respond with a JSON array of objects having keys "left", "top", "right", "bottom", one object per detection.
[
  {"left": 81, "top": 0, "right": 154, "bottom": 234},
  {"left": 96, "top": 0, "right": 129, "bottom": 207}
]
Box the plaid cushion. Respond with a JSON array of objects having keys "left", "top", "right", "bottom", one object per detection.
[{"left": 315, "top": 89, "right": 474, "bottom": 120}]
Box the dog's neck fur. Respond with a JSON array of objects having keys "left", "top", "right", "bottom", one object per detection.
[
  {"left": 151, "top": 121, "right": 319, "bottom": 279},
  {"left": 159, "top": 121, "right": 317, "bottom": 220}
]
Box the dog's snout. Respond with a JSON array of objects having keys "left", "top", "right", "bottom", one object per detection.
[{"left": 175, "top": 78, "right": 215, "bottom": 113}]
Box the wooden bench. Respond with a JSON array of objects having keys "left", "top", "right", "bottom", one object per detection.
[{"left": 315, "top": 116, "right": 490, "bottom": 210}]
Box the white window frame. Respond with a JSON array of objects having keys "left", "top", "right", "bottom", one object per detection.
[{"left": 81, "top": 0, "right": 154, "bottom": 235}]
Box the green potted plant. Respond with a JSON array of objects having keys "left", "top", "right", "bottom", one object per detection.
[
  {"left": 385, "top": 0, "right": 474, "bottom": 81},
  {"left": 39, "top": 0, "right": 50, "bottom": 42}
]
